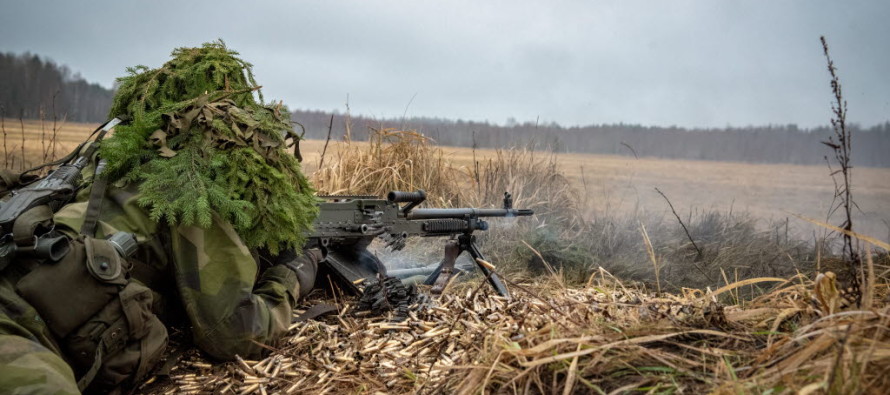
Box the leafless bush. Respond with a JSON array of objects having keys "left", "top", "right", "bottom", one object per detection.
[{"left": 820, "top": 36, "right": 862, "bottom": 307}]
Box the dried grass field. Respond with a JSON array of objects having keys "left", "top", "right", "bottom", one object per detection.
[
  {"left": 409, "top": 146, "right": 890, "bottom": 241},
  {"left": 4, "top": 119, "right": 890, "bottom": 393},
  {"left": 6, "top": 119, "right": 889, "bottom": 241},
  {"left": 305, "top": 137, "right": 888, "bottom": 244}
]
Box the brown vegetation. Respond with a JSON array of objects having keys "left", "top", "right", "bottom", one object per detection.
[
  {"left": 4, "top": 119, "right": 889, "bottom": 394},
  {"left": 150, "top": 271, "right": 890, "bottom": 394}
]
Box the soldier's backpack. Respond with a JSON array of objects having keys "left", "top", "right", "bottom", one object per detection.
[{"left": 0, "top": 118, "right": 168, "bottom": 393}]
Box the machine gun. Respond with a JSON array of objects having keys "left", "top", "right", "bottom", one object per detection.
[{"left": 309, "top": 190, "right": 532, "bottom": 299}]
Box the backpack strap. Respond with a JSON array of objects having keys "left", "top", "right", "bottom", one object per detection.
[{"left": 80, "top": 160, "right": 109, "bottom": 237}]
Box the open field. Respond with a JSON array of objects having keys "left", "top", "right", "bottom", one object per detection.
[
  {"left": 6, "top": 119, "right": 890, "bottom": 394},
  {"left": 4, "top": 119, "right": 889, "bottom": 240},
  {"left": 413, "top": 145, "right": 889, "bottom": 241}
]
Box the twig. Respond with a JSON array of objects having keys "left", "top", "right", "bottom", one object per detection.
[
  {"left": 472, "top": 130, "right": 480, "bottom": 189},
  {"left": 655, "top": 187, "right": 702, "bottom": 258},
  {"left": 19, "top": 111, "right": 25, "bottom": 171},
  {"left": 521, "top": 239, "right": 564, "bottom": 288},
  {"left": 318, "top": 114, "right": 334, "bottom": 170},
  {"left": 655, "top": 187, "right": 713, "bottom": 283},
  {"left": 343, "top": 94, "right": 352, "bottom": 141},
  {"left": 52, "top": 91, "right": 59, "bottom": 160},
  {"left": 40, "top": 105, "right": 47, "bottom": 162},
  {"left": 821, "top": 35, "right": 862, "bottom": 391},
  {"left": 398, "top": 92, "right": 417, "bottom": 132},
  {"left": 820, "top": 35, "right": 861, "bottom": 304},
  {"left": 1, "top": 105, "right": 7, "bottom": 168},
  {"left": 620, "top": 141, "right": 639, "bottom": 159}
]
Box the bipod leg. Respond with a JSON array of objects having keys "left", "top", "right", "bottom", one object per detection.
[
  {"left": 465, "top": 237, "right": 511, "bottom": 299},
  {"left": 429, "top": 239, "right": 461, "bottom": 295}
]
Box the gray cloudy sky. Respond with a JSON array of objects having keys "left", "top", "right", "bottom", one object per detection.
[{"left": 1, "top": 0, "right": 888, "bottom": 128}]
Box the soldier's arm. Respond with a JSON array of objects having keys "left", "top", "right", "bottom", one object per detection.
[{"left": 170, "top": 214, "right": 300, "bottom": 360}]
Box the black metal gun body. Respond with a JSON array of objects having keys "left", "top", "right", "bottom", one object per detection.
[
  {"left": 0, "top": 156, "right": 88, "bottom": 233},
  {"left": 309, "top": 190, "right": 532, "bottom": 299}
]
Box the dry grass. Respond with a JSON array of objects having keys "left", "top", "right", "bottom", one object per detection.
[
  {"left": 310, "top": 129, "right": 465, "bottom": 205},
  {"left": 148, "top": 268, "right": 890, "bottom": 394},
  {"left": 0, "top": 119, "right": 95, "bottom": 170},
  {"left": 5, "top": 119, "right": 890, "bottom": 393},
  {"left": 9, "top": 119, "right": 890, "bottom": 239}
]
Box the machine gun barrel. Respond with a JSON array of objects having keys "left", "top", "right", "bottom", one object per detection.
[
  {"left": 313, "top": 190, "right": 534, "bottom": 299},
  {"left": 406, "top": 208, "right": 533, "bottom": 220}
]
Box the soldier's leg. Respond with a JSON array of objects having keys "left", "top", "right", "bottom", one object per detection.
[
  {"left": 0, "top": 334, "right": 79, "bottom": 395},
  {"left": 0, "top": 277, "right": 79, "bottom": 395}
]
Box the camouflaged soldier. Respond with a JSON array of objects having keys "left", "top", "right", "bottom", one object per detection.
[{"left": 0, "top": 43, "right": 320, "bottom": 394}]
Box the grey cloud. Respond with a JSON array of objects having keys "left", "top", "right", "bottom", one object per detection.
[{"left": 1, "top": 0, "right": 887, "bottom": 128}]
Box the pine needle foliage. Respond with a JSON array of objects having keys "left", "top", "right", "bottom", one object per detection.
[{"left": 100, "top": 41, "right": 316, "bottom": 254}]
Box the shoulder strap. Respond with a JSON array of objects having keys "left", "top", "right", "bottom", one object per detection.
[{"left": 80, "top": 160, "right": 109, "bottom": 237}]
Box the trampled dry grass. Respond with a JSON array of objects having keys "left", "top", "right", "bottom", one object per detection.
[{"left": 149, "top": 270, "right": 890, "bottom": 394}]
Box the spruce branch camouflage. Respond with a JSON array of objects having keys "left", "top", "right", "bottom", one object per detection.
[
  {"left": 0, "top": 41, "right": 320, "bottom": 393},
  {"left": 100, "top": 40, "right": 316, "bottom": 254}
]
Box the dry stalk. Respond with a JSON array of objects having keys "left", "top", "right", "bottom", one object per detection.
[
  {"left": 318, "top": 114, "right": 333, "bottom": 170},
  {"left": 1, "top": 105, "right": 7, "bottom": 168},
  {"left": 640, "top": 221, "right": 660, "bottom": 293},
  {"left": 820, "top": 35, "right": 862, "bottom": 306},
  {"left": 18, "top": 111, "right": 25, "bottom": 171}
]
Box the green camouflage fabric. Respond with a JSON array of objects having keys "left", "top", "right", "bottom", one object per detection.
[
  {"left": 0, "top": 182, "right": 301, "bottom": 393},
  {"left": 0, "top": 271, "right": 79, "bottom": 394},
  {"left": 0, "top": 335, "right": 79, "bottom": 395},
  {"left": 51, "top": 184, "right": 301, "bottom": 360}
]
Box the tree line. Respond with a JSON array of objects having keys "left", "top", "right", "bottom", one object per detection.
[
  {"left": 295, "top": 111, "right": 890, "bottom": 167},
  {"left": 0, "top": 52, "right": 112, "bottom": 122},
  {"left": 2, "top": 52, "right": 887, "bottom": 167}
]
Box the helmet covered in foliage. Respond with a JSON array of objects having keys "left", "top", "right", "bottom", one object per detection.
[{"left": 101, "top": 41, "right": 316, "bottom": 254}]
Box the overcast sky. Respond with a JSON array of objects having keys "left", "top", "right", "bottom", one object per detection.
[{"left": 1, "top": 0, "right": 888, "bottom": 128}]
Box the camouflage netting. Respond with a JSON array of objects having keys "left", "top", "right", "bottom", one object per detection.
[{"left": 100, "top": 41, "right": 316, "bottom": 253}]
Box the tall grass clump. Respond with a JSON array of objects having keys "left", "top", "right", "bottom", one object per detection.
[{"left": 311, "top": 128, "right": 464, "bottom": 204}]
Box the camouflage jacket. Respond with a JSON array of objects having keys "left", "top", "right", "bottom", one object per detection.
[{"left": 53, "top": 184, "right": 300, "bottom": 360}]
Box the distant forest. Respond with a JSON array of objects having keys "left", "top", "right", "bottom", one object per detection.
[
  {"left": 2, "top": 52, "right": 887, "bottom": 167},
  {"left": 296, "top": 111, "right": 890, "bottom": 167},
  {"left": 0, "top": 52, "right": 112, "bottom": 122}
]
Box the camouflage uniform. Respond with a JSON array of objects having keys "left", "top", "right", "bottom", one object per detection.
[{"left": 0, "top": 183, "right": 314, "bottom": 393}]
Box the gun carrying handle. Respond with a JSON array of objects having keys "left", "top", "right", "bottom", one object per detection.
[{"left": 388, "top": 190, "right": 426, "bottom": 214}]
